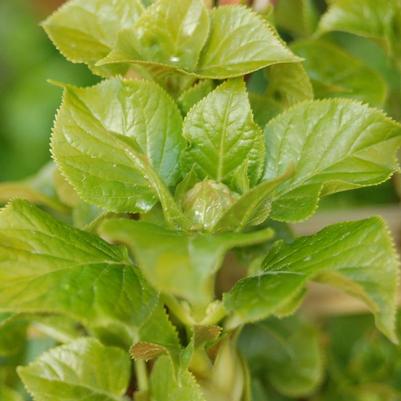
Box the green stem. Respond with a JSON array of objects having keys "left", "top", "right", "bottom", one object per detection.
[{"left": 135, "top": 360, "right": 149, "bottom": 393}]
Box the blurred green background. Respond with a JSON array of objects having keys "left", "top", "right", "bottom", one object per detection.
[{"left": 0, "top": 0, "right": 96, "bottom": 181}]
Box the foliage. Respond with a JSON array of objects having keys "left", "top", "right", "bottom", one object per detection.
[{"left": 1, "top": 0, "right": 401, "bottom": 400}]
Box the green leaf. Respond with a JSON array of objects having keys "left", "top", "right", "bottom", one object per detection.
[
  {"left": 131, "top": 303, "right": 181, "bottom": 365},
  {"left": 249, "top": 63, "right": 314, "bottom": 128},
  {"left": 42, "top": 0, "right": 144, "bottom": 76},
  {"left": 182, "top": 180, "right": 239, "bottom": 231},
  {"left": 99, "top": 5, "right": 300, "bottom": 79},
  {"left": 53, "top": 168, "right": 81, "bottom": 208},
  {"left": 178, "top": 80, "right": 215, "bottom": 115},
  {"left": 18, "top": 338, "right": 131, "bottom": 401},
  {"left": 263, "top": 99, "right": 401, "bottom": 222},
  {"left": 214, "top": 169, "right": 294, "bottom": 233},
  {"left": 264, "top": 63, "right": 314, "bottom": 108},
  {"left": 0, "top": 200, "right": 157, "bottom": 338},
  {"left": 115, "top": 0, "right": 210, "bottom": 71},
  {"left": 197, "top": 6, "right": 300, "bottom": 78},
  {"left": 150, "top": 355, "right": 205, "bottom": 401},
  {"left": 274, "top": 0, "right": 318, "bottom": 38},
  {"left": 51, "top": 78, "right": 185, "bottom": 216},
  {"left": 200, "top": 338, "right": 246, "bottom": 401},
  {"left": 292, "top": 39, "right": 387, "bottom": 106},
  {"left": 99, "top": 218, "right": 274, "bottom": 307},
  {"left": 240, "top": 317, "right": 323, "bottom": 397},
  {"left": 249, "top": 93, "right": 282, "bottom": 128},
  {"left": 182, "top": 79, "right": 265, "bottom": 189},
  {"left": 318, "top": 0, "right": 401, "bottom": 57},
  {"left": 224, "top": 218, "right": 399, "bottom": 341}
]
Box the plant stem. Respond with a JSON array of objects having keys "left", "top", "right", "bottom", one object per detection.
[{"left": 135, "top": 360, "right": 149, "bottom": 394}]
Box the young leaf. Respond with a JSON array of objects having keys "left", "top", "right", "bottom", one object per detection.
[
  {"left": 224, "top": 218, "right": 399, "bottom": 341},
  {"left": 200, "top": 338, "right": 246, "bottom": 401},
  {"left": 263, "top": 99, "right": 401, "bottom": 222},
  {"left": 182, "top": 79, "right": 265, "bottom": 189},
  {"left": 42, "top": 0, "right": 144, "bottom": 76},
  {"left": 99, "top": 218, "right": 274, "bottom": 306},
  {"left": 318, "top": 0, "right": 400, "bottom": 56},
  {"left": 99, "top": 5, "right": 300, "bottom": 79},
  {"left": 178, "top": 80, "right": 215, "bottom": 115},
  {"left": 197, "top": 6, "right": 301, "bottom": 78},
  {"left": 0, "top": 200, "right": 158, "bottom": 337},
  {"left": 292, "top": 39, "right": 387, "bottom": 106},
  {"left": 18, "top": 338, "right": 131, "bottom": 401},
  {"left": 150, "top": 355, "right": 205, "bottom": 401},
  {"left": 213, "top": 169, "right": 294, "bottom": 233},
  {"left": 115, "top": 0, "right": 210, "bottom": 71},
  {"left": 239, "top": 317, "right": 323, "bottom": 397},
  {"left": 51, "top": 78, "right": 184, "bottom": 216},
  {"left": 182, "top": 180, "right": 239, "bottom": 231}
]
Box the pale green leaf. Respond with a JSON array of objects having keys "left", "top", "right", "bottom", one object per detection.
[
  {"left": 150, "top": 355, "right": 205, "bottom": 401},
  {"left": 175, "top": 169, "right": 200, "bottom": 206},
  {"left": 0, "top": 200, "right": 157, "bottom": 338},
  {"left": 197, "top": 6, "right": 300, "bottom": 78},
  {"left": 99, "top": 218, "right": 274, "bottom": 307},
  {"left": 42, "top": 0, "right": 144, "bottom": 76},
  {"left": 99, "top": 5, "right": 300, "bottom": 79},
  {"left": 128, "top": 63, "right": 196, "bottom": 98},
  {"left": 117, "top": 0, "right": 210, "bottom": 71},
  {"left": 182, "top": 180, "right": 239, "bottom": 231},
  {"left": 318, "top": 0, "right": 401, "bottom": 57},
  {"left": 200, "top": 338, "right": 246, "bottom": 401},
  {"left": 51, "top": 78, "right": 185, "bottom": 217},
  {"left": 292, "top": 39, "right": 387, "bottom": 106},
  {"left": 53, "top": 168, "right": 81, "bottom": 208},
  {"left": 182, "top": 79, "right": 265, "bottom": 189},
  {"left": 263, "top": 99, "right": 401, "bottom": 222},
  {"left": 240, "top": 317, "right": 323, "bottom": 397},
  {"left": 224, "top": 218, "right": 399, "bottom": 341},
  {"left": 214, "top": 169, "right": 293, "bottom": 233},
  {"left": 18, "top": 338, "right": 131, "bottom": 401},
  {"left": 178, "top": 80, "right": 215, "bottom": 115}
]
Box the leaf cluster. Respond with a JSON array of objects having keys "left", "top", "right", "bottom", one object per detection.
[{"left": 1, "top": 0, "right": 401, "bottom": 400}]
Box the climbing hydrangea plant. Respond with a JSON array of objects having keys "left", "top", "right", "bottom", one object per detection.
[{"left": 1, "top": 0, "right": 401, "bottom": 400}]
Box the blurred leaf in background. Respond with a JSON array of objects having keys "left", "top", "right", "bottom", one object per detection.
[{"left": 0, "top": 0, "right": 96, "bottom": 181}]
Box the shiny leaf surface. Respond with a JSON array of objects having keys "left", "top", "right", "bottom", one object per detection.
[
  {"left": 225, "top": 218, "right": 399, "bottom": 341},
  {"left": 263, "top": 99, "right": 401, "bottom": 222},
  {"left": 51, "top": 78, "right": 184, "bottom": 216},
  {"left": 0, "top": 200, "right": 157, "bottom": 337},
  {"left": 182, "top": 79, "right": 265, "bottom": 188},
  {"left": 18, "top": 338, "right": 131, "bottom": 401}
]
